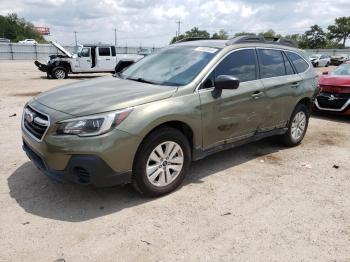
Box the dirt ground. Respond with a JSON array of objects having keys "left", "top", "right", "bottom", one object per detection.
[{"left": 0, "top": 61, "right": 349, "bottom": 262}]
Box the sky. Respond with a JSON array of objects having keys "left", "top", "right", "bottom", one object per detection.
[{"left": 0, "top": 0, "right": 349, "bottom": 47}]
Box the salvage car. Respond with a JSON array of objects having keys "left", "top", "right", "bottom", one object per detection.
[
  {"left": 22, "top": 35, "right": 318, "bottom": 196},
  {"left": 315, "top": 62, "right": 350, "bottom": 115},
  {"left": 19, "top": 39, "right": 37, "bottom": 45},
  {"left": 35, "top": 41, "right": 124, "bottom": 79},
  {"left": 309, "top": 54, "right": 330, "bottom": 67},
  {"left": 330, "top": 54, "right": 349, "bottom": 66}
]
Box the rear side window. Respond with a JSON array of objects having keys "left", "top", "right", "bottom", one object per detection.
[
  {"left": 258, "top": 49, "right": 285, "bottom": 78},
  {"left": 285, "top": 51, "right": 309, "bottom": 73},
  {"left": 98, "top": 47, "right": 111, "bottom": 56},
  {"left": 283, "top": 52, "right": 295, "bottom": 75},
  {"left": 215, "top": 49, "right": 257, "bottom": 82}
]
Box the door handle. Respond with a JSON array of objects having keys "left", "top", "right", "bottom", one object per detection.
[
  {"left": 251, "top": 91, "right": 264, "bottom": 99},
  {"left": 86, "top": 60, "right": 91, "bottom": 62},
  {"left": 290, "top": 82, "right": 300, "bottom": 88},
  {"left": 106, "top": 59, "right": 111, "bottom": 61}
]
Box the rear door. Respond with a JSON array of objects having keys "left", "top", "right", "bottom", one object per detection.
[
  {"left": 257, "top": 48, "right": 303, "bottom": 131},
  {"left": 199, "top": 48, "right": 267, "bottom": 149},
  {"left": 96, "top": 47, "right": 114, "bottom": 71}
]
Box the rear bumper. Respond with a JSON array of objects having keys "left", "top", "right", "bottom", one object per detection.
[{"left": 23, "top": 141, "right": 132, "bottom": 186}]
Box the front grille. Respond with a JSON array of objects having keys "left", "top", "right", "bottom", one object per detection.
[
  {"left": 23, "top": 106, "right": 49, "bottom": 141},
  {"left": 317, "top": 92, "right": 350, "bottom": 110}
]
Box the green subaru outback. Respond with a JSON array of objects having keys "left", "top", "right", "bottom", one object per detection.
[{"left": 22, "top": 36, "right": 319, "bottom": 196}]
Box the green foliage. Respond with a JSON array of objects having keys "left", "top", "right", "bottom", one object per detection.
[
  {"left": 212, "top": 29, "right": 229, "bottom": 40},
  {"left": 304, "top": 25, "right": 327, "bottom": 49},
  {"left": 0, "top": 13, "right": 47, "bottom": 43},
  {"left": 327, "top": 16, "right": 350, "bottom": 48},
  {"left": 259, "top": 29, "right": 282, "bottom": 39},
  {"left": 234, "top": 32, "right": 256, "bottom": 37},
  {"left": 170, "top": 27, "right": 228, "bottom": 44}
]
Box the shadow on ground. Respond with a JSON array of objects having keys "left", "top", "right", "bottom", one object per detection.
[
  {"left": 311, "top": 111, "right": 350, "bottom": 124},
  {"left": 39, "top": 75, "right": 106, "bottom": 80},
  {"left": 8, "top": 138, "right": 283, "bottom": 222}
]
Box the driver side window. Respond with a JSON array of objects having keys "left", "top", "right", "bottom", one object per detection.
[
  {"left": 80, "top": 47, "right": 90, "bottom": 57},
  {"left": 201, "top": 49, "right": 257, "bottom": 89}
]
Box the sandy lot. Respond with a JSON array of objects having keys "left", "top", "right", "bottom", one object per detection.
[{"left": 0, "top": 61, "right": 349, "bottom": 262}]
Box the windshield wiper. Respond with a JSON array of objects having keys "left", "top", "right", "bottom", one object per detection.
[{"left": 126, "top": 77, "right": 157, "bottom": 85}]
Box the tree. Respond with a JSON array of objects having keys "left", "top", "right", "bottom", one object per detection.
[
  {"left": 304, "top": 25, "right": 327, "bottom": 49},
  {"left": 170, "top": 28, "right": 230, "bottom": 43},
  {"left": 0, "top": 13, "right": 47, "bottom": 43},
  {"left": 233, "top": 32, "right": 256, "bottom": 37},
  {"left": 327, "top": 16, "right": 350, "bottom": 48},
  {"left": 212, "top": 29, "right": 229, "bottom": 40},
  {"left": 259, "top": 29, "right": 282, "bottom": 39}
]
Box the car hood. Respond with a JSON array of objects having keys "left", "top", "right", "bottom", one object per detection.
[
  {"left": 320, "top": 75, "right": 350, "bottom": 87},
  {"left": 34, "top": 76, "right": 177, "bottom": 117},
  {"left": 50, "top": 41, "right": 72, "bottom": 58}
]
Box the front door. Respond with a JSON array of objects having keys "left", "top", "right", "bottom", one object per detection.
[
  {"left": 199, "top": 49, "right": 267, "bottom": 150},
  {"left": 78, "top": 47, "right": 92, "bottom": 71}
]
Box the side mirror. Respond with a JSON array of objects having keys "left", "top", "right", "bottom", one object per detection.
[
  {"left": 322, "top": 71, "right": 329, "bottom": 75},
  {"left": 212, "top": 75, "right": 239, "bottom": 98}
]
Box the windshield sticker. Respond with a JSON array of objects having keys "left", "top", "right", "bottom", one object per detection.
[{"left": 194, "top": 47, "right": 218, "bottom": 53}]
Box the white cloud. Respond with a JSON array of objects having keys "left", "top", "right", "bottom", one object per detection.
[{"left": 0, "top": 0, "right": 349, "bottom": 46}]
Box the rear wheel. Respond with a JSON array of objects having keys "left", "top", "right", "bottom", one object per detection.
[
  {"left": 52, "top": 67, "right": 67, "bottom": 79},
  {"left": 281, "top": 104, "right": 309, "bottom": 147},
  {"left": 132, "top": 127, "right": 191, "bottom": 197}
]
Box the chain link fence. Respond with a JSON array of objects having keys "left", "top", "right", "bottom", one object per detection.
[{"left": 0, "top": 43, "right": 161, "bottom": 60}]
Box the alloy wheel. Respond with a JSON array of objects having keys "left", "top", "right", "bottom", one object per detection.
[{"left": 146, "top": 141, "right": 184, "bottom": 187}]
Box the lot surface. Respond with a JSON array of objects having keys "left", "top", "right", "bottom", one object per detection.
[{"left": 0, "top": 61, "right": 349, "bottom": 262}]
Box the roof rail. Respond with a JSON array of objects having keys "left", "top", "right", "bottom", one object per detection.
[
  {"left": 226, "top": 35, "right": 298, "bottom": 48},
  {"left": 173, "top": 37, "right": 211, "bottom": 44}
]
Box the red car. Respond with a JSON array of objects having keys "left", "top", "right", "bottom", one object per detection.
[{"left": 315, "top": 62, "right": 350, "bottom": 115}]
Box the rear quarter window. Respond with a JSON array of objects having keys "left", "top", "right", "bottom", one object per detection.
[{"left": 285, "top": 51, "right": 309, "bottom": 73}]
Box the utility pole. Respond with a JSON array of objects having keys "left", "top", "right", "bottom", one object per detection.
[
  {"left": 74, "top": 31, "right": 78, "bottom": 46},
  {"left": 176, "top": 20, "right": 182, "bottom": 40},
  {"left": 113, "top": 28, "right": 118, "bottom": 47}
]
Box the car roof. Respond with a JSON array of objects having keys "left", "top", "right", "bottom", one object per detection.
[{"left": 171, "top": 36, "right": 300, "bottom": 52}]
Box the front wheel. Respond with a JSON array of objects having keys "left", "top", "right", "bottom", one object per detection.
[
  {"left": 132, "top": 127, "right": 191, "bottom": 197},
  {"left": 52, "top": 67, "right": 67, "bottom": 79},
  {"left": 281, "top": 104, "right": 309, "bottom": 147}
]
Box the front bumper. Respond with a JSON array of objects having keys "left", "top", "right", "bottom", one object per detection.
[
  {"left": 314, "top": 92, "right": 350, "bottom": 115},
  {"left": 23, "top": 141, "right": 132, "bottom": 186},
  {"left": 34, "top": 60, "right": 48, "bottom": 72}
]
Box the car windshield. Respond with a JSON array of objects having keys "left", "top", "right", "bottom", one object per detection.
[
  {"left": 120, "top": 46, "right": 219, "bottom": 86},
  {"left": 331, "top": 64, "right": 350, "bottom": 75}
]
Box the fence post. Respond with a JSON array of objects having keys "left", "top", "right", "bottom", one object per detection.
[
  {"left": 9, "top": 43, "right": 13, "bottom": 60},
  {"left": 34, "top": 44, "right": 38, "bottom": 60}
]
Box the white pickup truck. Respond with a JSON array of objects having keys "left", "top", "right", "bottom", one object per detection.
[{"left": 35, "top": 41, "right": 135, "bottom": 79}]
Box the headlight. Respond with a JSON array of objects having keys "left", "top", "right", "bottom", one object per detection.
[{"left": 56, "top": 108, "right": 132, "bottom": 136}]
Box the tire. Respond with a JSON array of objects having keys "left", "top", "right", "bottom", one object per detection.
[
  {"left": 315, "top": 62, "right": 319, "bottom": 67},
  {"left": 52, "top": 67, "right": 67, "bottom": 79},
  {"left": 325, "top": 62, "right": 330, "bottom": 67},
  {"left": 281, "top": 103, "right": 309, "bottom": 147},
  {"left": 132, "top": 127, "right": 191, "bottom": 197}
]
